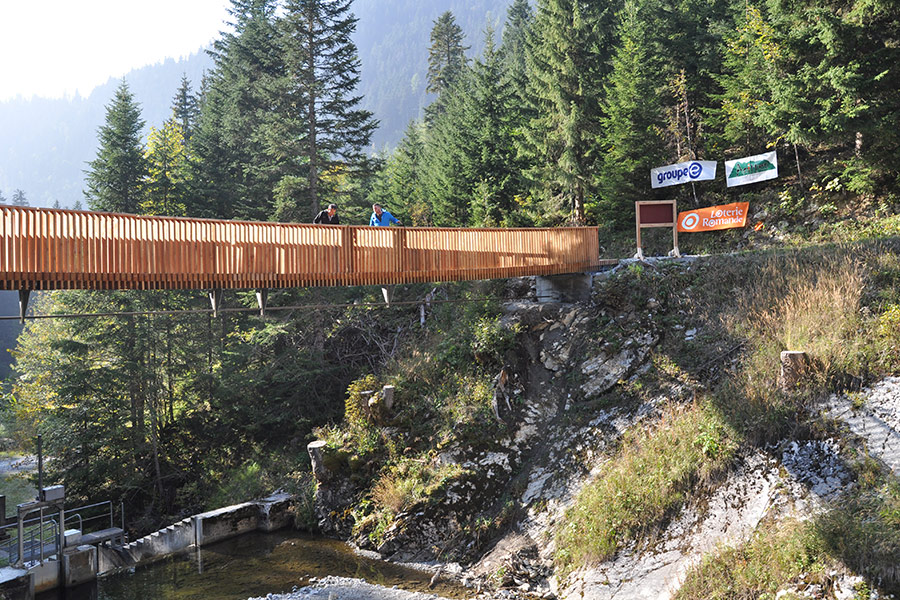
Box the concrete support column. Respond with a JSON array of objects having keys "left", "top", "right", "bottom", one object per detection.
[{"left": 535, "top": 273, "right": 593, "bottom": 303}]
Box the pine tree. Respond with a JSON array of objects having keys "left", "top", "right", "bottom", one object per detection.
[
  {"left": 144, "top": 117, "right": 189, "bottom": 216},
  {"left": 273, "top": 0, "right": 379, "bottom": 219},
  {"left": 373, "top": 121, "right": 429, "bottom": 225},
  {"left": 467, "top": 29, "right": 527, "bottom": 227},
  {"left": 424, "top": 73, "right": 474, "bottom": 226},
  {"left": 11, "top": 189, "right": 29, "bottom": 207},
  {"left": 188, "top": 76, "right": 238, "bottom": 219},
  {"left": 84, "top": 81, "right": 147, "bottom": 214},
  {"left": 196, "top": 0, "right": 284, "bottom": 221},
  {"left": 765, "top": 0, "right": 900, "bottom": 189},
  {"left": 427, "top": 11, "right": 470, "bottom": 96},
  {"left": 520, "top": 0, "right": 618, "bottom": 225},
  {"left": 172, "top": 74, "right": 200, "bottom": 143},
  {"left": 597, "top": 0, "right": 667, "bottom": 224}
]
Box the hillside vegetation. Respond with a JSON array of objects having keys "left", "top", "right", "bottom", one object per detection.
[{"left": 309, "top": 230, "right": 900, "bottom": 597}]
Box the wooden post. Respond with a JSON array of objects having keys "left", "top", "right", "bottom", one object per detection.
[
  {"left": 307, "top": 440, "right": 329, "bottom": 483},
  {"left": 780, "top": 351, "right": 809, "bottom": 391},
  {"left": 256, "top": 288, "right": 268, "bottom": 318}
]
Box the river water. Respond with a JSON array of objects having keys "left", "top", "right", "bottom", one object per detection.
[{"left": 35, "top": 530, "right": 470, "bottom": 600}]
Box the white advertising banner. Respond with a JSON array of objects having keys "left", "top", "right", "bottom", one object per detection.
[
  {"left": 725, "top": 151, "right": 778, "bottom": 187},
  {"left": 650, "top": 160, "right": 717, "bottom": 189}
]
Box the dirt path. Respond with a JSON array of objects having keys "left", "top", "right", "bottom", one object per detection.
[{"left": 0, "top": 454, "right": 36, "bottom": 476}]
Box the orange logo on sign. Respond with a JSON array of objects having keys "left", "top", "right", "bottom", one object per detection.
[{"left": 677, "top": 202, "right": 749, "bottom": 233}]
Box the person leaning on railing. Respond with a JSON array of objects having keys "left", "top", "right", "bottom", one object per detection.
[
  {"left": 369, "top": 203, "right": 401, "bottom": 227},
  {"left": 313, "top": 203, "right": 340, "bottom": 225}
]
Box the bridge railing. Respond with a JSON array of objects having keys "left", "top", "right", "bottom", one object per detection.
[{"left": 0, "top": 205, "right": 601, "bottom": 291}]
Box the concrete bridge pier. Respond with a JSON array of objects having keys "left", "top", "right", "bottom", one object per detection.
[{"left": 535, "top": 273, "right": 593, "bottom": 303}]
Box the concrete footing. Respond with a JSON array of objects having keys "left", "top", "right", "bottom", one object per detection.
[
  {"left": 535, "top": 273, "right": 593, "bottom": 303},
  {"left": 0, "top": 567, "right": 33, "bottom": 600}
]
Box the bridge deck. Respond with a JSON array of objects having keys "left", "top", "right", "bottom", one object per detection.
[{"left": 0, "top": 206, "right": 602, "bottom": 291}]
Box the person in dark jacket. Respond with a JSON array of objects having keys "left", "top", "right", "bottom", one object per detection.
[{"left": 313, "top": 204, "right": 340, "bottom": 224}]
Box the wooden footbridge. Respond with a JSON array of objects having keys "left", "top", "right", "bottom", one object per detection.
[{"left": 1, "top": 205, "right": 607, "bottom": 318}]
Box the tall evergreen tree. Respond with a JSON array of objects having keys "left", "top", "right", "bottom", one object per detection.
[
  {"left": 467, "top": 29, "right": 527, "bottom": 226},
  {"left": 197, "top": 0, "right": 284, "bottom": 221},
  {"left": 424, "top": 73, "right": 474, "bottom": 226},
  {"left": 84, "top": 81, "right": 147, "bottom": 214},
  {"left": 144, "top": 117, "right": 189, "bottom": 216},
  {"left": 272, "top": 0, "right": 379, "bottom": 219},
  {"left": 764, "top": 0, "right": 900, "bottom": 189},
  {"left": 172, "top": 74, "right": 200, "bottom": 143},
  {"left": 597, "top": 0, "right": 668, "bottom": 224},
  {"left": 188, "top": 75, "right": 237, "bottom": 219},
  {"left": 426, "top": 11, "right": 470, "bottom": 96},
  {"left": 372, "top": 121, "right": 429, "bottom": 225},
  {"left": 520, "top": 0, "right": 618, "bottom": 224},
  {"left": 11, "top": 189, "right": 29, "bottom": 207}
]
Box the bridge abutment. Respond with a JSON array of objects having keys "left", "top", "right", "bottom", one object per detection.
[{"left": 535, "top": 273, "right": 593, "bottom": 303}]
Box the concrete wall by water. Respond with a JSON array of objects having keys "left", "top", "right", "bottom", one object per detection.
[{"left": 111, "top": 492, "right": 293, "bottom": 574}]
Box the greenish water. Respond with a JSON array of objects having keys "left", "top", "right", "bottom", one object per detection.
[{"left": 36, "top": 530, "right": 470, "bottom": 600}]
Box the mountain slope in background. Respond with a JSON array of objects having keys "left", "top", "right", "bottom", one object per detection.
[{"left": 0, "top": 0, "right": 510, "bottom": 209}]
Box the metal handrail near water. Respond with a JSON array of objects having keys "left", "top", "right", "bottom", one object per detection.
[
  {"left": 66, "top": 500, "right": 116, "bottom": 533},
  {"left": 0, "top": 515, "right": 58, "bottom": 566},
  {"left": 0, "top": 499, "right": 120, "bottom": 566}
]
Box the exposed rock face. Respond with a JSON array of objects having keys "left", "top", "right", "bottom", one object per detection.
[
  {"left": 337, "top": 297, "right": 662, "bottom": 572},
  {"left": 824, "top": 377, "right": 900, "bottom": 476},
  {"left": 311, "top": 267, "right": 900, "bottom": 599},
  {"left": 557, "top": 442, "right": 854, "bottom": 600}
]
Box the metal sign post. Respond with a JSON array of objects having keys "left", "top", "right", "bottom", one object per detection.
[{"left": 635, "top": 200, "right": 679, "bottom": 259}]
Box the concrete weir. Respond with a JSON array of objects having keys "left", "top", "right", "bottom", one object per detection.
[
  {"left": 0, "top": 492, "right": 294, "bottom": 600},
  {"left": 105, "top": 492, "right": 294, "bottom": 572}
]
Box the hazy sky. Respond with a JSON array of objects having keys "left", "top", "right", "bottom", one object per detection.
[{"left": 0, "top": 0, "right": 233, "bottom": 101}]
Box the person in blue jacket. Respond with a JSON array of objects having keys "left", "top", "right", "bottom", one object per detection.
[{"left": 370, "top": 203, "right": 401, "bottom": 227}]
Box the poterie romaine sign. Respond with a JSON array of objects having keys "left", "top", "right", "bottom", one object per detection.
[
  {"left": 725, "top": 151, "right": 778, "bottom": 187},
  {"left": 650, "top": 160, "right": 717, "bottom": 189}
]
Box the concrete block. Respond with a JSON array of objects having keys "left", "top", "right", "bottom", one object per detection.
[
  {"left": 63, "top": 529, "right": 81, "bottom": 548},
  {"left": 257, "top": 493, "right": 293, "bottom": 532},
  {"left": 193, "top": 502, "right": 258, "bottom": 547},
  {"left": 0, "top": 567, "right": 33, "bottom": 600},
  {"left": 41, "top": 486, "right": 64, "bottom": 502},
  {"left": 535, "top": 273, "right": 593, "bottom": 303},
  {"left": 63, "top": 546, "right": 96, "bottom": 587},
  {"left": 29, "top": 560, "right": 59, "bottom": 594}
]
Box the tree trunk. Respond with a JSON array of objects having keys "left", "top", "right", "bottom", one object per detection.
[{"left": 307, "top": 9, "right": 319, "bottom": 215}]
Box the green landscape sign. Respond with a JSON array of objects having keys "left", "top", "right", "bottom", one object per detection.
[{"left": 725, "top": 151, "right": 779, "bottom": 187}]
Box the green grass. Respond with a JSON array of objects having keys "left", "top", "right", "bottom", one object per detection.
[
  {"left": 554, "top": 401, "right": 737, "bottom": 577},
  {"left": 675, "top": 518, "right": 831, "bottom": 600},
  {"left": 0, "top": 474, "right": 36, "bottom": 517}
]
